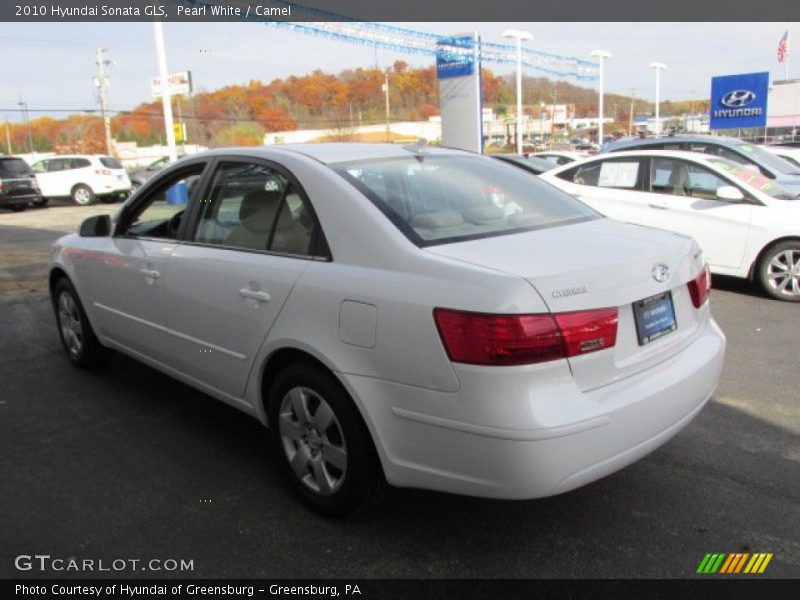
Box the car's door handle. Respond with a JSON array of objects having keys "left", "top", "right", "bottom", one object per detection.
[
  {"left": 647, "top": 203, "right": 669, "bottom": 210},
  {"left": 140, "top": 269, "right": 161, "bottom": 279},
  {"left": 238, "top": 288, "right": 271, "bottom": 302}
]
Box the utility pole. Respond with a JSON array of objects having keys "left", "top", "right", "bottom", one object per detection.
[
  {"left": 153, "top": 22, "right": 177, "bottom": 162},
  {"left": 4, "top": 117, "right": 12, "bottom": 154},
  {"left": 17, "top": 96, "right": 33, "bottom": 154},
  {"left": 94, "top": 47, "right": 113, "bottom": 156},
  {"left": 628, "top": 88, "right": 636, "bottom": 137},
  {"left": 383, "top": 69, "right": 391, "bottom": 142},
  {"left": 550, "top": 86, "right": 557, "bottom": 149}
]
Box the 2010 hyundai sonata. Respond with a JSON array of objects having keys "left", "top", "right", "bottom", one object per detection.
[{"left": 49, "top": 144, "right": 725, "bottom": 516}]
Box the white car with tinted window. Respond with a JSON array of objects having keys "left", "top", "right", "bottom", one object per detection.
[
  {"left": 541, "top": 150, "right": 800, "bottom": 301},
  {"left": 31, "top": 154, "right": 131, "bottom": 205},
  {"left": 49, "top": 144, "right": 725, "bottom": 515}
]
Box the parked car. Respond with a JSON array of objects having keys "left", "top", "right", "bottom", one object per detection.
[
  {"left": 491, "top": 153, "right": 556, "bottom": 175},
  {"left": 540, "top": 150, "right": 800, "bottom": 301},
  {"left": 531, "top": 151, "right": 587, "bottom": 165},
  {"left": 50, "top": 144, "right": 725, "bottom": 515},
  {"left": 31, "top": 154, "right": 131, "bottom": 205},
  {"left": 600, "top": 135, "right": 800, "bottom": 193},
  {"left": 0, "top": 156, "right": 43, "bottom": 211},
  {"left": 129, "top": 156, "right": 177, "bottom": 191}
]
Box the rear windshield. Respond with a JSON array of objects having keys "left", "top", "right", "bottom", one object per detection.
[
  {"left": 0, "top": 158, "right": 32, "bottom": 177},
  {"left": 334, "top": 155, "right": 598, "bottom": 246},
  {"left": 99, "top": 156, "right": 123, "bottom": 169}
]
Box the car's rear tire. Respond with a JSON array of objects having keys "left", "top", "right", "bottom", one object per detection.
[
  {"left": 10, "top": 204, "right": 27, "bottom": 212},
  {"left": 53, "top": 278, "right": 113, "bottom": 368},
  {"left": 267, "top": 362, "right": 385, "bottom": 517},
  {"left": 757, "top": 240, "right": 800, "bottom": 302},
  {"left": 100, "top": 195, "right": 118, "bottom": 204},
  {"left": 71, "top": 184, "right": 95, "bottom": 206}
]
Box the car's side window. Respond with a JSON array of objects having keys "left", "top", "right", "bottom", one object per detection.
[
  {"left": 31, "top": 161, "right": 47, "bottom": 173},
  {"left": 47, "top": 159, "right": 69, "bottom": 172},
  {"left": 650, "top": 158, "right": 742, "bottom": 202},
  {"left": 194, "top": 161, "right": 319, "bottom": 257},
  {"left": 119, "top": 164, "right": 206, "bottom": 240},
  {"left": 70, "top": 158, "right": 91, "bottom": 169},
  {"left": 564, "top": 159, "right": 640, "bottom": 190}
]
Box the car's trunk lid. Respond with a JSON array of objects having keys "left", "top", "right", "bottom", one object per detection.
[{"left": 426, "top": 218, "right": 708, "bottom": 390}]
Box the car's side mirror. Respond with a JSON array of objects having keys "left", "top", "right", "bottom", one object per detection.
[
  {"left": 716, "top": 185, "right": 744, "bottom": 202},
  {"left": 79, "top": 214, "right": 112, "bottom": 237}
]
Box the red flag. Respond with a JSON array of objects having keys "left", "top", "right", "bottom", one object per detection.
[{"left": 778, "top": 30, "right": 789, "bottom": 63}]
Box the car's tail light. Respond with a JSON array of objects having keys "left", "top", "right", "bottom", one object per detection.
[
  {"left": 687, "top": 264, "right": 711, "bottom": 308},
  {"left": 433, "top": 307, "right": 618, "bottom": 366},
  {"left": 95, "top": 169, "right": 112, "bottom": 176}
]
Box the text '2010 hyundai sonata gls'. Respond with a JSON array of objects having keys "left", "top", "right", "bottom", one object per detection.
[{"left": 50, "top": 144, "right": 725, "bottom": 516}]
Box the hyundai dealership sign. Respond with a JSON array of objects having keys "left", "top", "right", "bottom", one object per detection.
[
  {"left": 710, "top": 72, "right": 769, "bottom": 130},
  {"left": 437, "top": 33, "right": 482, "bottom": 153}
]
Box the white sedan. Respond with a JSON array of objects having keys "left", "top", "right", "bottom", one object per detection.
[
  {"left": 540, "top": 150, "right": 800, "bottom": 301},
  {"left": 50, "top": 144, "right": 725, "bottom": 515}
]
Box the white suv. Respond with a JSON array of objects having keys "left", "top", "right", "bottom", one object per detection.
[{"left": 31, "top": 155, "right": 131, "bottom": 205}]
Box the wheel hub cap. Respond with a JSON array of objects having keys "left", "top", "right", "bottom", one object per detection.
[
  {"left": 58, "top": 292, "right": 83, "bottom": 356},
  {"left": 278, "top": 386, "right": 347, "bottom": 496}
]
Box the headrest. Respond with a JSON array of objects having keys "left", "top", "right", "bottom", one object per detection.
[{"left": 239, "top": 189, "right": 282, "bottom": 233}]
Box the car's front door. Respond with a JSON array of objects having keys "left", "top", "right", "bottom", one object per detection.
[
  {"left": 162, "top": 159, "right": 325, "bottom": 398},
  {"left": 75, "top": 162, "right": 209, "bottom": 363},
  {"left": 638, "top": 157, "right": 752, "bottom": 269}
]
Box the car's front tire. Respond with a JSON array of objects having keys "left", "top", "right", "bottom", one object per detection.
[
  {"left": 53, "top": 278, "right": 112, "bottom": 368},
  {"left": 757, "top": 240, "right": 800, "bottom": 302},
  {"left": 267, "top": 362, "right": 384, "bottom": 517},
  {"left": 71, "top": 184, "right": 95, "bottom": 206}
]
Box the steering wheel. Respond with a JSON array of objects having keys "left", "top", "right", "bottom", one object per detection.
[{"left": 167, "top": 210, "right": 183, "bottom": 237}]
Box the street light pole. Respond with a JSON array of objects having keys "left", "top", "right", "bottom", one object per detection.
[
  {"left": 590, "top": 50, "right": 612, "bottom": 145},
  {"left": 650, "top": 62, "right": 667, "bottom": 137},
  {"left": 503, "top": 29, "right": 533, "bottom": 154}
]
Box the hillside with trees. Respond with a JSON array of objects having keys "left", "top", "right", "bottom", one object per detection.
[{"left": 4, "top": 62, "right": 708, "bottom": 153}]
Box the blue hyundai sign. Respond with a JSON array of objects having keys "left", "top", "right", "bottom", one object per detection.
[
  {"left": 709, "top": 72, "right": 769, "bottom": 130},
  {"left": 436, "top": 36, "right": 476, "bottom": 79}
]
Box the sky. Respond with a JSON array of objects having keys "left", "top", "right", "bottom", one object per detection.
[{"left": 0, "top": 21, "right": 795, "bottom": 122}]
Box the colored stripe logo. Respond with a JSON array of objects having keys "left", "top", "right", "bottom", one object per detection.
[{"left": 696, "top": 553, "right": 773, "bottom": 574}]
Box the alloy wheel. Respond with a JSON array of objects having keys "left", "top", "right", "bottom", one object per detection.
[
  {"left": 766, "top": 248, "right": 800, "bottom": 298},
  {"left": 278, "top": 386, "right": 348, "bottom": 496},
  {"left": 58, "top": 292, "right": 84, "bottom": 357}
]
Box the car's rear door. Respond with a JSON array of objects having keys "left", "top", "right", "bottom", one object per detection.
[
  {"left": 162, "top": 157, "right": 325, "bottom": 398},
  {"left": 637, "top": 157, "right": 752, "bottom": 269},
  {"left": 552, "top": 156, "right": 648, "bottom": 222}
]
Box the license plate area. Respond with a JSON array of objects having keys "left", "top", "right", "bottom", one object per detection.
[{"left": 633, "top": 291, "right": 677, "bottom": 346}]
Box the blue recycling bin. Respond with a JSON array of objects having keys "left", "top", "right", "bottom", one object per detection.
[{"left": 165, "top": 181, "right": 188, "bottom": 205}]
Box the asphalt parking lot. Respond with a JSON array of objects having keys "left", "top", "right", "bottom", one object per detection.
[{"left": 1, "top": 203, "right": 799, "bottom": 579}]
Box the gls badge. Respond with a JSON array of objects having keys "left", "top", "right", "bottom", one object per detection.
[{"left": 720, "top": 90, "right": 756, "bottom": 108}]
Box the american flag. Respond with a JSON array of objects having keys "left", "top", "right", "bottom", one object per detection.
[{"left": 778, "top": 30, "right": 789, "bottom": 64}]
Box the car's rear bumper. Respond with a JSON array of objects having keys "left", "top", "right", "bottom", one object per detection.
[
  {"left": 0, "top": 193, "right": 40, "bottom": 208},
  {"left": 339, "top": 316, "right": 725, "bottom": 499}
]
